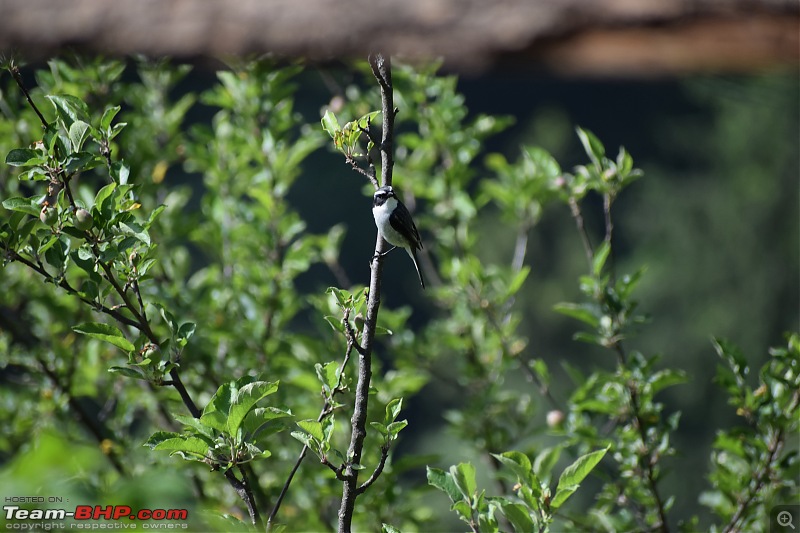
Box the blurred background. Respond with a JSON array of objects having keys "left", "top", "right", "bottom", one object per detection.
[{"left": 0, "top": 0, "right": 797, "bottom": 529}]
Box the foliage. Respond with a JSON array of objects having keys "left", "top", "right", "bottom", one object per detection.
[{"left": 0, "top": 56, "right": 796, "bottom": 533}]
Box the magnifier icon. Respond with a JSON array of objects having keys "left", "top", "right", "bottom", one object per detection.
[{"left": 779, "top": 511, "right": 795, "bottom": 530}]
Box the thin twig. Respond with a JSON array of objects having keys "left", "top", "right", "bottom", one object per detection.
[
  {"left": 223, "top": 468, "right": 262, "bottom": 528},
  {"left": 568, "top": 196, "right": 594, "bottom": 270},
  {"left": 356, "top": 443, "right": 389, "bottom": 494},
  {"left": 9, "top": 63, "right": 48, "bottom": 127},
  {"left": 322, "top": 456, "right": 348, "bottom": 481},
  {"left": 6, "top": 248, "right": 141, "bottom": 329},
  {"left": 603, "top": 193, "right": 616, "bottom": 282},
  {"left": 37, "top": 355, "right": 127, "bottom": 474}
]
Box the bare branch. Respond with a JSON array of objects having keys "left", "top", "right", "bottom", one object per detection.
[
  {"left": 322, "top": 456, "right": 348, "bottom": 482},
  {"left": 356, "top": 443, "right": 389, "bottom": 494},
  {"left": 337, "top": 52, "right": 394, "bottom": 533}
]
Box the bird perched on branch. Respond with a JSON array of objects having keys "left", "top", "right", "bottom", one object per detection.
[{"left": 372, "top": 185, "right": 425, "bottom": 288}]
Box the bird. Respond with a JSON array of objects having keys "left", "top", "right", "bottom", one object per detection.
[{"left": 372, "top": 185, "right": 425, "bottom": 288}]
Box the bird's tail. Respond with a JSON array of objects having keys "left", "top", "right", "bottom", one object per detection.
[{"left": 408, "top": 248, "right": 425, "bottom": 289}]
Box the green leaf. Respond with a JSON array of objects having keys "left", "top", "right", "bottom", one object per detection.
[
  {"left": 321, "top": 110, "right": 340, "bottom": 138},
  {"left": 290, "top": 430, "right": 314, "bottom": 449},
  {"left": 177, "top": 321, "right": 197, "bottom": 341},
  {"left": 43, "top": 234, "right": 70, "bottom": 271},
  {"left": 94, "top": 183, "right": 117, "bottom": 213},
  {"left": 296, "top": 420, "right": 324, "bottom": 443},
  {"left": 528, "top": 358, "right": 550, "bottom": 388},
  {"left": 2, "top": 197, "right": 41, "bottom": 216},
  {"left": 5, "top": 149, "right": 45, "bottom": 167},
  {"left": 493, "top": 451, "right": 534, "bottom": 487},
  {"left": 385, "top": 397, "right": 403, "bottom": 425},
  {"left": 498, "top": 501, "right": 535, "bottom": 532},
  {"left": 227, "top": 380, "right": 280, "bottom": 436},
  {"left": 110, "top": 161, "right": 131, "bottom": 184},
  {"left": 533, "top": 446, "right": 562, "bottom": 480},
  {"left": 242, "top": 407, "right": 293, "bottom": 439},
  {"left": 47, "top": 94, "right": 90, "bottom": 127},
  {"left": 552, "top": 446, "right": 608, "bottom": 509},
  {"left": 119, "top": 221, "right": 150, "bottom": 245},
  {"left": 108, "top": 366, "right": 147, "bottom": 380},
  {"left": 648, "top": 369, "right": 689, "bottom": 395},
  {"left": 506, "top": 266, "right": 530, "bottom": 297},
  {"left": 451, "top": 501, "right": 472, "bottom": 520},
  {"left": 144, "top": 432, "right": 211, "bottom": 459},
  {"left": 553, "top": 302, "right": 599, "bottom": 328},
  {"left": 551, "top": 485, "right": 578, "bottom": 510},
  {"left": 73, "top": 322, "right": 135, "bottom": 352},
  {"left": 451, "top": 463, "right": 477, "bottom": 500},
  {"left": 427, "top": 467, "right": 462, "bottom": 503},
  {"left": 381, "top": 524, "right": 402, "bottom": 533},
  {"left": 68, "top": 120, "right": 90, "bottom": 152},
  {"left": 370, "top": 421, "right": 388, "bottom": 436},
  {"left": 356, "top": 110, "right": 380, "bottom": 129},
  {"left": 386, "top": 420, "right": 408, "bottom": 438},
  {"left": 173, "top": 414, "right": 216, "bottom": 438},
  {"left": 202, "top": 377, "right": 260, "bottom": 434},
  {"left": 64, "top": 152, "right": 98, "bottom": 174},
  {"left": 576, "top": 126, "right": 605, "bottom": 166},
  {"left": 100, "top": 106, "right": 121, "bottom": 131},
  {"left": 592, "top": 241, "right": 611, "bottom": 277},
  {"left": 315, "top": 361, "right": 340, "bottom": 393}
]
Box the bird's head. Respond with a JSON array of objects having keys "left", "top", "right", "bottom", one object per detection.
[{"left": 373, "top": 185, "right": 396, "bottom": 207}]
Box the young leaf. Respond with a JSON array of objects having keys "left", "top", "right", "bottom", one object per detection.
[
  {"left": 100, "top": 105, "right": 121, "bottom": 131},
  {"left": 315, "top": 361, "right": 341, "bottom": 393},
  {"left": 553, "top": 302, "right": 600, "bottom": 328},
  {"left": 73, "top": 322, "right": 135, "bottom": 352},
  {"left": 493, "top": 451, "right": 535, "bottom": 487},
  {"left": 296, "top": 419, "right": 325, "bottom": 443},
  {"left": 144, "top": 432, "right": 211, "bottom": 459},
  {"left": 552, "top": 447, "right": 609, "bottom": 510},
  {"left": 5, "top": 149, "right": 45, "bottom": 167},
  {"left": 533, "top": 446, "right": 562, "bottom": 481},
  {"left": 505, "top": 266, "right": 530, "bottom": 298},
  {"left": 321, "top": 110, "right": 341, "bottom": 139},
  {"left": 108, "top": 366, "right": 147, "bottom": 380},
  {"left": 47, "top": 94, "right": 90, "bottom": 127},
  {"left": 385, "top": 397, "right": 403, "bottom": 425},
  {"left": 2, "top": 197, "right": 41, "bottom": 217},
  {"left": 68, "top": 121, "right": 90, "bottom": 152},
  {"left": 498, "top": 501, "right": 535, "bottom": 532},
  {"left": 427, "top": 467, "right": 462, "bottom": 503},
  {"left": 592, "top": 241, "right": 611, "bottom": 278},
  {"left": 370, "top": 421, "right": 389, "bottom": 436},
  {"left": 227, "top": 380, "right": 280, "bottom": 436},
  {"left": 451, "top": 462, "right": 477, "bottom": 500},
  {"left": 173, "top": 414, "right": 216, "bottom": 438},
  {"left": 576, "top": 127, "right": 605, "bottom": 166}
]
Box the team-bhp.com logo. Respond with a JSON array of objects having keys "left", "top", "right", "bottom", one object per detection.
[{"left": 4, "top": 504, "right": 189, "bottom": 529}]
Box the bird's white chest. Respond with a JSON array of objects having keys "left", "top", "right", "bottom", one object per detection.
[{"left": 372, "top": 197, "right": 405, "bottom": 247}]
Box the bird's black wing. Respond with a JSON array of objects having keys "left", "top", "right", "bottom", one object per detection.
[{"left": 389, "top": 202, "right": 423, "bottom": 251}]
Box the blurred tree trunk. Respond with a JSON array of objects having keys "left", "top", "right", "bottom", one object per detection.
[{"left": 0, "top": 0, "right": 796, "bottom": 74}]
